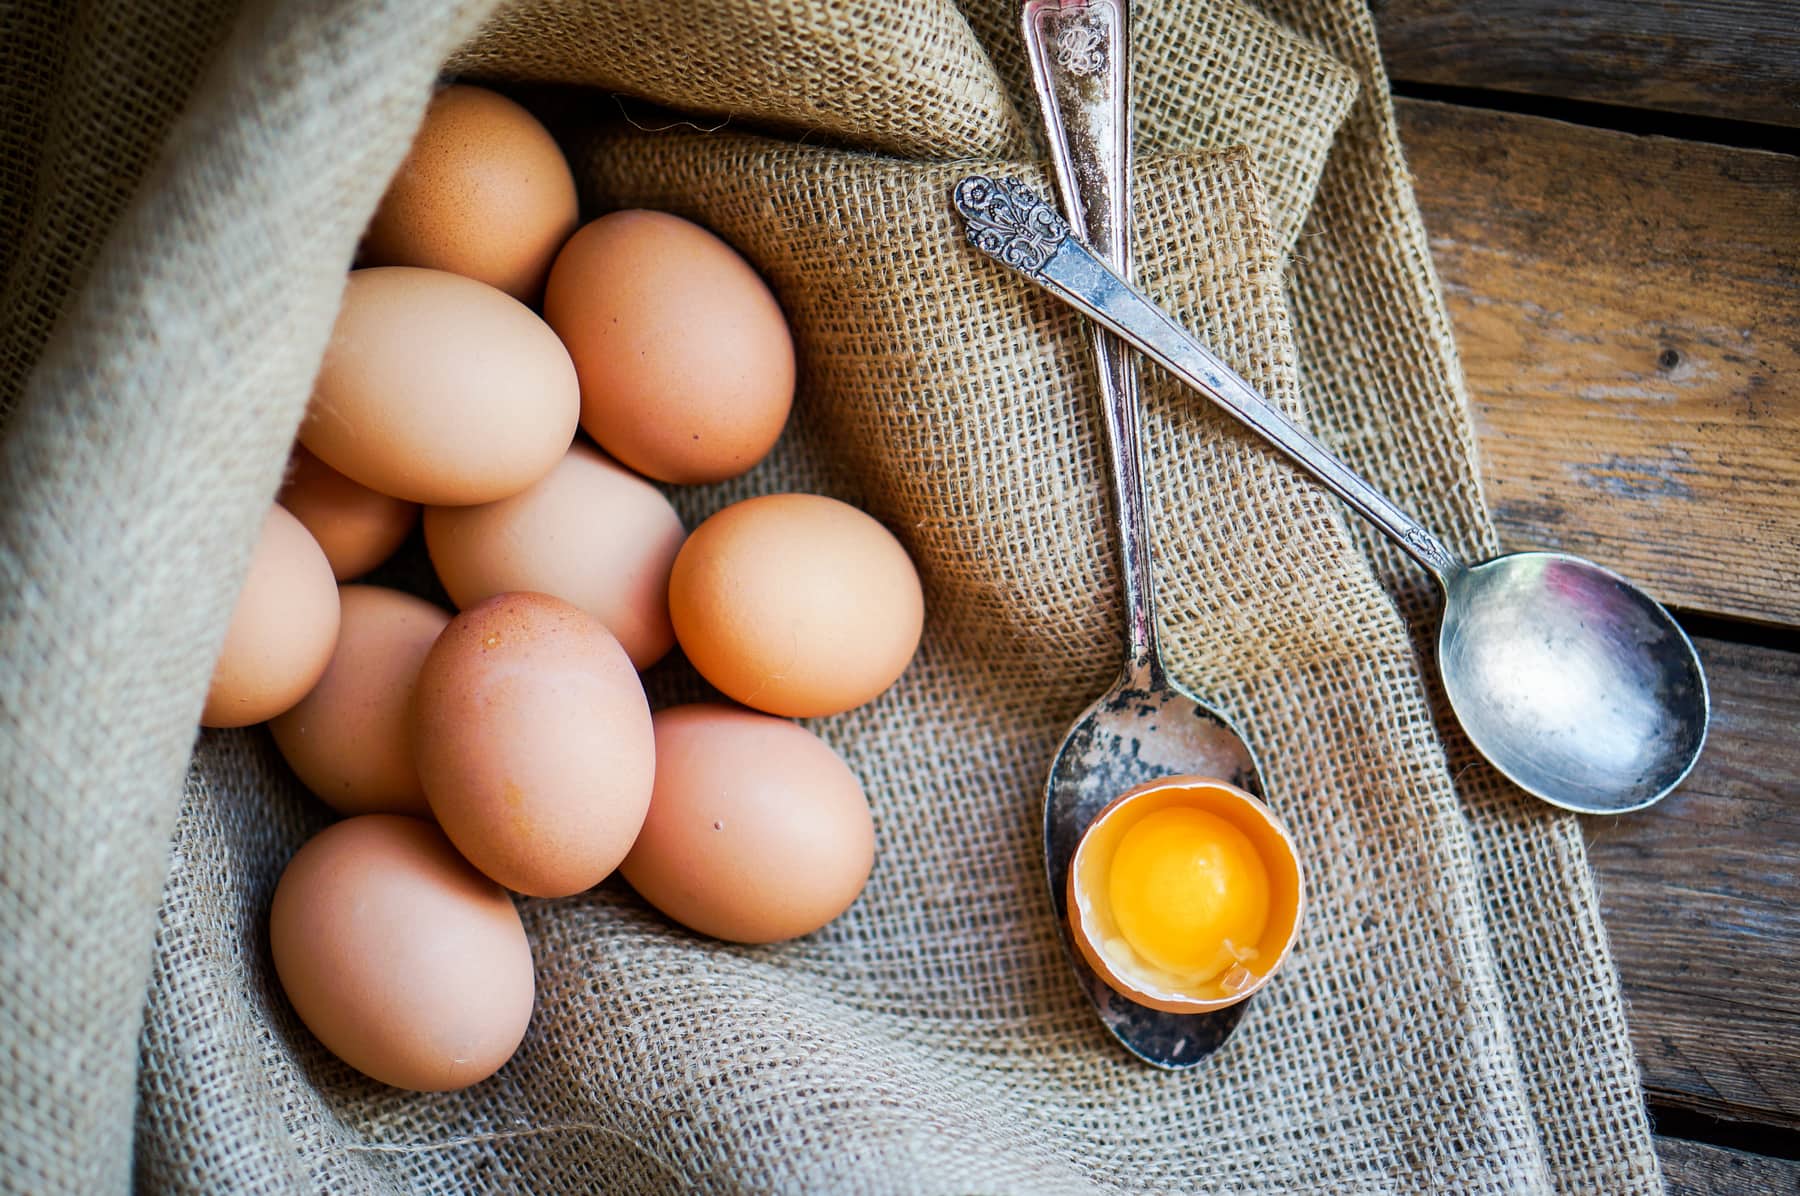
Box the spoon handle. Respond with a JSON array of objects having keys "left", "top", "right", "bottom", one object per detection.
[
  {"left": 951, "top": 174, "right": 1468, "bottom": 588},
  {"left": 1022, "top": 0, "right": 1160, "bottom": 679}
]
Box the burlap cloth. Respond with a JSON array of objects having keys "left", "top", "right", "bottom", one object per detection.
[{"left": 0, "top": 0, "right": 1660, "bottom": 1191}]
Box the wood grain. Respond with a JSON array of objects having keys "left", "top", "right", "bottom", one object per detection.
[
  {"left": 1396, "top": 99, "right": 1800, "bottom": 626},
  {"left": 1657, "top": 1135, "right": 1800, "bottom": 1194},
  {"left": 1373, "top": 0, "right": 1800, "bottom": 128},
  {"left": 1583, "top": 637, "right": 1800, "bottom": 1128}
]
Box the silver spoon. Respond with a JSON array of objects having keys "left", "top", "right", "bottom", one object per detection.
[
  {"left": 950, "top": 174, "right": 1710, "bottom": 816},
  {"left": 1024, "top": 0, "right": 1264, "bottom": 1069}
]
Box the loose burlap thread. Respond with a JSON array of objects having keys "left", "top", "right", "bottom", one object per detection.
[{"left": 0, "top": 0, "right": 1659, "bottom": 1192}]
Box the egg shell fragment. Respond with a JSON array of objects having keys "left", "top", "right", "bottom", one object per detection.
[
  {"left": 669, "top": 493, "right": 924, "bottom": 718},
  {"left": 1066, "top": 775, "right": 1304, "bottom": 1015},
  {"left": 303, "top": 267, "right": 578, "bottom": 506},
  {"left": 413, "top": 591, "right": 654, "bottom": 898},
  {"left": 543, "top": 210, "right": 794, "bottom": 484},
  {"left": 621, "top": 704, "right": 874, "bottom": 944},
  {"left": 424, "top": 441, "right": 685, "bottom": 670},
  {"left": 202, "top": 505, "right": 340, "bottom": 728},
  {"left": 278, "top": 445, "right": 419, "bottom": 581},
  {"left": 360, "top": 84, "right": 579, "bottom": 303},
  {"left": 269, "top": 815, "right": 535, "bottom": 1092},
  {"left": 268, "top": 585, "right": 449, "bottom": 816}
]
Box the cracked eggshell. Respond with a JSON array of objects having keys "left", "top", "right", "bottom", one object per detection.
[{"left": 1066, "top": 776, "right": 1304, "bottom": 1015}]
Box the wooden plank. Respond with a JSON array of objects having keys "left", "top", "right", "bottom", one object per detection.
[
  {"left": 1396, "top": 100, "right": 1800, "bottom": 627},
  {"left": 1657, "top": 1135, "right": 1800, "bottom": 1194},
  {"left": 1373, "top": 0, "right": 1800, "bottom": 128},
  {"left": 1583, "top": 637, "right": 1800, "bottom": 1128}
]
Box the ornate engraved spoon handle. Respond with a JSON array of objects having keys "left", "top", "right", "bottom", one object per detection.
[
  {"left": 951, "top": 174, "right": 1467, "bottom": 586},
  {"left": 1023, "top": 0, "right": 1160, "bottom": 677}
]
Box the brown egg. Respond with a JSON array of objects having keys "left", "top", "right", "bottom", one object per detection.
[
  {"left": 203, "top": 505, "right": 340, "bottom": 728},
  {"left": 669, "top": 494, "right": 924, "bottom": 718},
  {"left": 270, "top": 815, "right": 535, "bottom": 1091},
  {"left": 543, "top": 210, "right": 794, "bottom": 484},
  {"left": 423, "top": 442, "right": 685, "bottom": 670},
  {"left": 621, "top": 704, "right": 874, "bottom": 944},
  {"left": 303, "top": 267, "right": 578, "bottom": 506},
  {"left": 414, "top": 592, "right": 654, "bottom": 897},
  {"left": 268, "top": 586, "right": 450, "bottom": 816},
  {"left": 360, "top": 85, "right": 578, "bottom": 303},
  {"left": 277, "top": 445, "right": 419, "bottom": 581}
]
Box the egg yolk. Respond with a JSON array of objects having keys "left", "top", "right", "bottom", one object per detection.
[{"left": 1107, "top": 806, "right": 1271, "bottom": 982}]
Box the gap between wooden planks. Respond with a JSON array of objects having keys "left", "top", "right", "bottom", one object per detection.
[
  {"left": 1394, "top": 98, "right": 1799, "bottom": 628},
  {"left": 1658, "top": 1136, "right": 1800, "bottom": 1194},
  {"left": 1574, "top": 634, "right": 1798, "bottom": 1182},
  {"left": 1582, "top": 637, "right": 1799, "bottom": 1130},
  {"left": 1374, "top": 0, "right": 1800, "bottom": 128}
]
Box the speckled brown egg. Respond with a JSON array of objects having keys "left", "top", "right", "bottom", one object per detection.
[
  {"left": 270, "top": 815, "right": 535, "bottom": 1091},
  {"left": 621, "top": 704, "right": 874, "bottom": 944},
  {"left": 669, "top": 494, "right": 924, "bottom": 718},
  {"left": 302, "top": 267, "right": 578, "bottom": 506},
  {"left": 423, "top": 441, "right": 685, "bottom": 670},
  {"left": 413, "top": 592, "right": 654, "bottom": 897},
  {"left": 277, "top": 445, "right": 419, "bottom": 581},
  {"left": 202, "top": 505, "right": 340, "bottom": 728},
  {"left": 360, "top": 85, "right": 578, "bottom": 303},
  {"left": 268, "top": 586, "right": 449, "bottom": 816},
  {"left": 543, "top": 210, "right": 794, "bottom": 484}
]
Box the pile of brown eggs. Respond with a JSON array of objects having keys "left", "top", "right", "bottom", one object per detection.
[{"left": 202, "top": 85, "right": 924, "bottom": 1092}]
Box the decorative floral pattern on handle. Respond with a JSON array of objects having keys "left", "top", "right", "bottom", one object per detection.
[
  {"left": 952, "top": 176, "right": 1071, "bottom": 273},
  {"left": 1401, "top": 527, "right": 1456, "bottom": 573}
]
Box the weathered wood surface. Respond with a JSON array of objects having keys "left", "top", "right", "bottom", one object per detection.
[
  {"left": 1396, "top": 99, "right": 1800, "bottom": 627},
  {"left": 1657, "top": 1135, "right": 1800, "bottom": 1195},
  {"left": 1582, "top": 637, "right": 1799, "bottom": 1129},
  {"left": 1373, "top": 0, "right": 1800, "bottom": 128}
]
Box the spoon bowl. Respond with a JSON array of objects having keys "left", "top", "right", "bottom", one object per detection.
[
  {"left": 1441, "top": 552, "right": 1708, "bottom": 814},
  {"left": 1044, "top": 669, "right": 1262, "bottom": 1067}
]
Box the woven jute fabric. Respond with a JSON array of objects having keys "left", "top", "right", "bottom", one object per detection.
[
  {"left": 0, "top": 0, "right": 1659, "bottom": 1192},
  {"left": 445, "top": 0, "right": 1032, "bottom": 163},
  {"left": 960, "top": 0, "right": 1359, "bottom": 255}
]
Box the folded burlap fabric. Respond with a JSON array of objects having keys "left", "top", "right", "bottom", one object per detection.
[{"left": 0, "top": 0, "right": 1659, "bottom": 1192}]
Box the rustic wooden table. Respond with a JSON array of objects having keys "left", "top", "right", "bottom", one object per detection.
[{"left": 1372, "top": 3, "right": 1798, "bottom": 1191}]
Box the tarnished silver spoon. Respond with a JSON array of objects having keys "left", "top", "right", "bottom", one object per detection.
[
  {"left": 950, "top": 174, "right": 1709, "bottom": 816},
  {"left": 1024, "top": 0, "right": 1264, "bottom": 1069}
]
